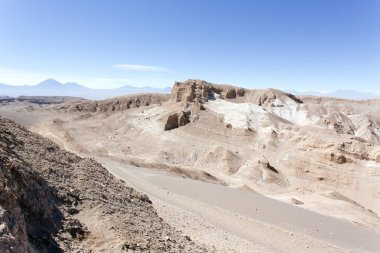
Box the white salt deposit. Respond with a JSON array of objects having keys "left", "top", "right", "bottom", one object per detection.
[{"left": 205, "top": 98, "right": 269, "bottom": 129}]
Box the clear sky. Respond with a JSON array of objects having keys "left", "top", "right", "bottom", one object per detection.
[{"left": 0, "top": 0, "right": 379, "bottom": 92}]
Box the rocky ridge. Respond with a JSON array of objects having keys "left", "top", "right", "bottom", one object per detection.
[
  {"left": 55, "top": 93, "right": 170, "bottom": 113},
  {"left": 164, "top": 79, "right": 303, "bottom": 131},
  {"left": 171, "top": 79, "right": 302, "bottom": 107}
]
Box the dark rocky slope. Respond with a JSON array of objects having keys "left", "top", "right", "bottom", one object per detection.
[{"left": 0, "top": 116, "right": 207, "bottom": 252}]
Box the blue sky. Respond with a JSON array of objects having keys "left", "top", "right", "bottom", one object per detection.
[{"left": 0, "top": 0, "right": 379, "bottom": 92}]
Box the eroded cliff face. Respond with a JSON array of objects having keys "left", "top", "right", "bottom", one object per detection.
[
  {"left": 170, "top": 79, "right": 302, "bottom": 106},
  {"left": 0, "top": 117, "right": 206, "bottom": 252},
  {"left": 171, "top": 80, "right": 211, "bottom": 105},
  {"left": 163, "top": 79, "right": 304, "bottom": 131}
]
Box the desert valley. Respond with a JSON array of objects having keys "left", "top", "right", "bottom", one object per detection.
[
  {"left": 1, "top": 79, "right": 379, "bottom": 252},
  {"left": 2, "top": 1, "right": 379, "bottom": 252}
]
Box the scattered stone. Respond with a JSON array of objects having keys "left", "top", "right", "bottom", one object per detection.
[
  {"left": 329, "top": 153, "right": 348, "bottom": 164},
  {"left": 140, "top": 194, "right": 152, "bottom": 204},
  {"left": 290, "top": 198, "right": 304, "bottom": 205}
]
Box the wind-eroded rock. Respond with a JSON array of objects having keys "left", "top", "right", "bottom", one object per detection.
[{"left": 171, "top": 79, "right": 302, "bottom": 106}]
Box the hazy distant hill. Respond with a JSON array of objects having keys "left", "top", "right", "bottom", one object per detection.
[
  {"left": 0, "top": 78, "right": 171, "bottom": 99},
  {"left": 2, "top": 79, "right": 378, "bottom": 100},
  {"left": 287, "top": 89, "right": 380, "bottom": 100}
]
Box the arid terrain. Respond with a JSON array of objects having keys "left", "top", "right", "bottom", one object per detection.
[
  {"left": 0, "top": 116, "right": 207, "bottom": 252},
  {"left": 1, "top": 79, "right": 380, "bottom": 252}
]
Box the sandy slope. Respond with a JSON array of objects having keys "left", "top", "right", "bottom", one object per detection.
[{"left": 100, "top": 158, "right": 379, "bottom": 253}]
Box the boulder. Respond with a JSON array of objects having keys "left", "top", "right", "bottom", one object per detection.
[
  {"left": 329, "top": 153, "right": 347, "bottom": 164},
  {"left": 290, "top": 198, "right": 304, "bottom": 205},
  {"left": 225, "top": 89, "right": 237, "bottom": 99},
  {"left": 164, "top": 111, "right": 190, "bottom": 131}
]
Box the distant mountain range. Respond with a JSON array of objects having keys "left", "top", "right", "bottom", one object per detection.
[
  {"left": 0, "top": 79, "right": 171, "bottom": 100},
  {"left": 1, "top": 79, "right": 378, "bottom": 100},
  {"left": 286, "top": 89, "right": 380, "bottom": 100}
]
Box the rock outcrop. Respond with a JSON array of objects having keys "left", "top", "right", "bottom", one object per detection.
[
  {"left": 171, "top": 80, "right": 210, "bottom": 104},
  {"left": 170, "top": 79, "right": 302, "bottom": 106}
]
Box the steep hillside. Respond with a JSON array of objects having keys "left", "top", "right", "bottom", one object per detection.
[{"left": 0, "top": 116, "right": 206, "bottom": 252}]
